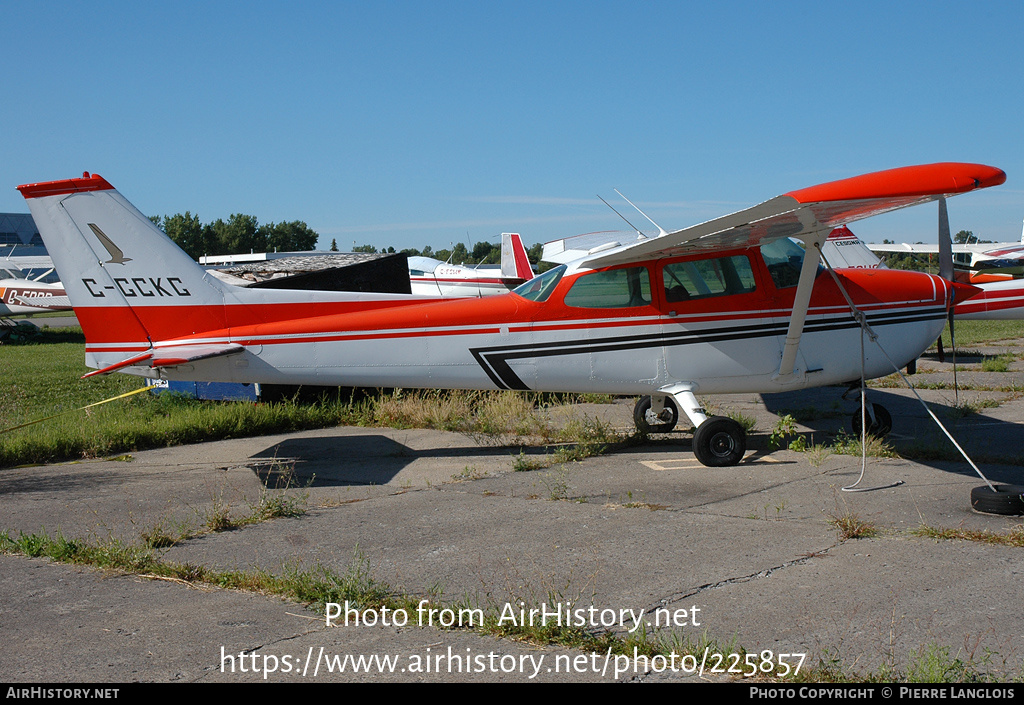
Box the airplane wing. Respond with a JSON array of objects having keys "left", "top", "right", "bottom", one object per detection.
[
  {"left": 868, "top": 243, "right": 978, "bottom": 254},
  {"left": 553, "top": 163, "right": 1004, "bottom": 380},
  {"left": 573, "top": 163, "right": 1005, "bottom": 269}
]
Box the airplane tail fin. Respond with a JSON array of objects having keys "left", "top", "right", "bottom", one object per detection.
[
  {"left": 500, "top": 232, "right": 533, "bottom": 281},
  {"left": 820, "top": 226, "right": 886, "bottom": 270},
  {"left": 17, "top": 173, "right": 231, "bottom": 364}
]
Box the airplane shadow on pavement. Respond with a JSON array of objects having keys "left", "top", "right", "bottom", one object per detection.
[{"left": 762, "top": 386, "right": 1024, "bottom": 486}]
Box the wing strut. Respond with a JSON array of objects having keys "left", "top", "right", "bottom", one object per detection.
[{"left": 776, "top": 228, "right": 829, "bottom": 380}]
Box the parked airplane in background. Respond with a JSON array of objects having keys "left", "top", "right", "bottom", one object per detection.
[
  {"left": 408, "top": 232, "right": 534, "bottom": 297},
  {"left": 0, "top": 264, "right": 70, "bottom": 315},
  {"left": 18, "top": 163, "right": 1001, "bottom": 466},
  {"left": 867, "top": 221, "right": 1024, "bottom": 282},
  {"left": 821, "top": 226, "right": 1024, "bottom": 320}
]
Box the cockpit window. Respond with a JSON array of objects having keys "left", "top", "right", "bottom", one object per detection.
[
  {"left": 563, "top": 266, "right": 651, "bottom": 309},
  {"left": 513, "top": 265, "right": 566, "bottom": 302},
  {"left": 662, "top": 255, "right": 755, "bottom": 302},
  {"left": 760, "top": 238, "right": 817, "bottom": 289}
]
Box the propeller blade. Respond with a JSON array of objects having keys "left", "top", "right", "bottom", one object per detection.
[
  {"left": 939, "top": 197, "right": 958, "bottom": 403},
  {"left": 938, "top": 196, "right": 954, "bottom": 281}
]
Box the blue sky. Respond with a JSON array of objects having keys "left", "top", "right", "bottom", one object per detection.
[{"left": 3, "top": 1, "right": 1022, "bottom": 251}]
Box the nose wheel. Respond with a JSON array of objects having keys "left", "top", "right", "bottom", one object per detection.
[{"left": 851, "top": 403, "right": 892, "bottom": 437}]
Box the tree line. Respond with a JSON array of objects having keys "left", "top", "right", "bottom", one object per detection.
[
  {"left": 151, "top": 212, "right": 546, "bottom": 265},
  {"left": 350, "top": 240, "right": 545, "bottom": 266},
  {"left": 150, "top": 213, "right": 319, "bottom": 260}
]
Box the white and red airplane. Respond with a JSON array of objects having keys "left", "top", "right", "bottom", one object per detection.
[
  {"left": 0, "top": 264, "right": 70, "bottom": 316},
  {"left": 17, "top": 163, "right": 1003, "bottom": 466},
  {"left": 821, "top": 226, "right": 1024, "bottom": 320},
  {"left": 408, "top": 232, "right": 534, "bottom": 297},
  {"left": 866, "top": 224, "right": 1024, "bottom": 283}
]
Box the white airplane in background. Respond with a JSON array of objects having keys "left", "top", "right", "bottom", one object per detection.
[
  {"left": 867, "top": 221, "right": 1024, "bottom": 282},
  {"left": 0, "top": 263, "right": 70, "bottom": 315},
  {"left": 408, "top": 232, "right": 534, "bottom": 297},
  {"left": 18, "top": 163, "right": 1001, "bottom": 466},
  {"left": 821, "top": 226, "right": 1024, "bottom": 320}
]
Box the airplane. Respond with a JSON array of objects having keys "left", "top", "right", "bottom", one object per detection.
[
  {"left": 17, "top": 163, "right": 1003, "bottom": 466},
  {"left": 0, "top": 263, "right": 70, "bottom": 316},
  {"left": 408, "top": 232, "right": 535, "bottom": 297},
  {"left": 820, "top": 226, "right": 1024, "bottom": 320},
  {"left": 866, "top": 221, "right": 1024, "bottom": 283}
]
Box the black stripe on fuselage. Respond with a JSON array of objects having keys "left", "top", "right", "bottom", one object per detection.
[{"left": 470, "top": 307, "right": 946, "bottom": 390}]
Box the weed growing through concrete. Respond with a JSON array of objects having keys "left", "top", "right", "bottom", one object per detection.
[
  {"left": 511, "top": 450, "right": 546, "bottom": 472},
  {"left": 768, "top": 414, "right": 801, "bottom": 451},
  {"left": 4, "top": 528, "right": 1021, "bottom": 682},
  {"left": 981, "top": 355, "right": 1013, "bottom": 373},
  {"left": 827, "top": 511, "right": 878, "bottom": 540},
  {"left": 911, "top": 524, "right": 1024, "bottom": 548}
]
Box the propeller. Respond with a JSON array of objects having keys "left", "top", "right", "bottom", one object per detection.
[{"left": 936, "top": 197, "right": 959, "bottom": 404}]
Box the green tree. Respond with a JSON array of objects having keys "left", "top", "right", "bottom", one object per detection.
[
  {"left": 210, "top": 214, "right": 263, "bottom": 254},
  {"left": 160, "top": 212, "right": 214, "bottom": 260},
  {"left": 330, "top": 238, "right": 339, "bottom": 252},
  {"left": 260, "top": 220, "right": 319, "bottom": 252}
]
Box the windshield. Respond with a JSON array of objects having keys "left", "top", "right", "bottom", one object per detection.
[
  {"left": 760, "top": 238, "right": 819, "bottom": 289},
  {"left": 512, "top": 265, "right": 566, "bottom": 302},
  {"left": 0, "top": 267, "right": 26, "bottom": 280}
]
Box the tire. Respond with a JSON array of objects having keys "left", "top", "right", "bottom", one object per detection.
[
  {"left": 634, "top": 396, "right": 679, "bottom": 434},
  {"left": 692, "top": 416, "right": 746, "bottom": 467},
  {"left": 851, "top": 403, "right": 892, "bottom": 437},
  {"left": 971, "top": 484, "right": 1024, "bottom": 516}
]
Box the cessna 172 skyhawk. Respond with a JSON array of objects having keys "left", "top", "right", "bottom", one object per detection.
[{"left": 17, "top": 164, "right": 1003, "bottom": 466}]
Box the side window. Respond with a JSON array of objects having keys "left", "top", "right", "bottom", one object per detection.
[
  {"left": 760, "top": 238, "right": 812, "bottom": 289},
  {"left": 563, "top": 266, "right": 651, "bottom": 308},
  {"left": 662, "top": 255, "right": 755, "bottom": 302}
]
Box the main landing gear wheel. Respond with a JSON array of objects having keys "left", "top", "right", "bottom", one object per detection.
[
  {"left": 850, "top": 403, "right": 892, "bottom": 437},
  {"left": 692, "top": 416, "right": 746, "bottom": 467},
  {"left": 634, "top": 396, "right": 679, "bottom": 434},
  {"left": 971, "top": 485, "right": 1024, "bottom": 516}
]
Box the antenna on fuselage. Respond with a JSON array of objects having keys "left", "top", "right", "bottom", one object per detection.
[
  {"left": 614, "top": 189, "right": 668, "bottom": 238},
  {"left": 598, "top": 194, "right": 648, "bottom": 240}
]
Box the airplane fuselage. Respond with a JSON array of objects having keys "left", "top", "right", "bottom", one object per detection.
[{"left": 81, "top": 247, "right": 950, "bottom": 395}]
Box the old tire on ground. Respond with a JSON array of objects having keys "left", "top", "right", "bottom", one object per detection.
[
  {"left": 851, "top": 403, "right": 892, "bottom": 437},
  {"left": 634, "top": 396, "right": 679, "bottom": 434},
  {"left": 692, "top": 416, "right": 746, "bottom": 467},
  {"left": 971, "top": 485, "right": 1024, "bottom": 515}
]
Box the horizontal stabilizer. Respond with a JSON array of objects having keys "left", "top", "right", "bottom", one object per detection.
[
  {"left": 81, "top": 343, "right": 244, "bottom": 378},
  {"left": 150, "top": 343, "right": 244, "bottom": 368}
]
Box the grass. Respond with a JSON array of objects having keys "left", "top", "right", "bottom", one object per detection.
[
  {"left": 911, "top": 524, "right": 1024, "bottom": 548},
  {"left": 826, "top": 431, "right": 900, "bottom": 459},
  {"left": 0, "top": 328, "right": 631, "bottom": 468},
  {"left": 980, "top": 355, "right": 1013, "bottom": 372},
  {"left": 932, "top": 319, "right": 1024, "bottom": 349},
  {"left": 827, "top": 511, "right": 878, "bottom": 540},
  {"left": 5, "top": 526, "right": 1019, "bottom": 682}
]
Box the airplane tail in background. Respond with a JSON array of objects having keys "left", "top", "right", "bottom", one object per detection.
[
  {"left": 820, "top": 226, "right": 886, "bottom": 270},
  {"left": 500, "top": 232, "right": 534, "bottom": 281}
]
